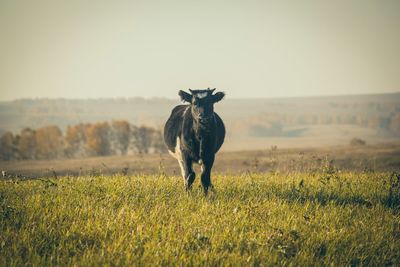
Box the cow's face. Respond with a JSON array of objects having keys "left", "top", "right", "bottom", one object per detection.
[{"left": 178, "top": 88, "right": 225, "bottom": 123}]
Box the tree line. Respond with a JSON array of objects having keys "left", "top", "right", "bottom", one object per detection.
[
  {"left": 240, "top": 112, "right": 400, "bottom": 137},
  {"left": 0, "top": 120, "right": 166, "bottom": 161}
]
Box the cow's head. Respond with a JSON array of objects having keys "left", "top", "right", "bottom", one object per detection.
[{"left": 178, "top": 88, "right": 225, "bottom": 123}]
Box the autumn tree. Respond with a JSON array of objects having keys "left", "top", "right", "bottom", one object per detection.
[
  {"left": 18, "top": 128, "right": 37, "bottom": 160},
  {"left": 131, "top": 126, "right": 154, "bottom": 154},
  {"left": 64, "top": 123, "right": 86, "bottom": 158},
  {"left": 111, "top": 120, "right": 130, "bottom": 155},
  {"left": 151, "top": 128, "right": 167, "bottom": 153},
  {"left": 0, "top": 132, "right": 15, "bottom": 160},
  {"left": 35, "top": 125, "right": 63, "bottom": 159},
  {"left": 84, "top": 122, "right": 111, "bottom": 156},
  {"left": 1, "top": 120, "right": 167, "bottom": 159}
]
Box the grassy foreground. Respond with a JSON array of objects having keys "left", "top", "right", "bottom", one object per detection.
[{"left": 1, "top": 171, "right": 400, "bottom": 266}]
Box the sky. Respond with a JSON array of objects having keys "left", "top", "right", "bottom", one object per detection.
[{"left": 0, "top": 0, "right": 399, "bottom": 100}]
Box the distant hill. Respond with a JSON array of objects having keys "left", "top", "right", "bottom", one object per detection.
[{"left": 0, "top": 92, "right": 399, "bottom": 150}]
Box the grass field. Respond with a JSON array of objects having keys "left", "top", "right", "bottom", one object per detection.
[{"left": 1, "top": 167, "right": 400, "bottom": 266}]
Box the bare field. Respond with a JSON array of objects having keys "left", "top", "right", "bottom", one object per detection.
[
  {"left": 1, "top": 143, "right": 399, "bottom": 179},
  {"left": 223, "top": 124, "right": 400, "bottom": 151}
]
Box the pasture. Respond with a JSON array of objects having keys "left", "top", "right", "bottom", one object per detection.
[{"left": 1, "top": 169, "right": 400, "bottom": 266}]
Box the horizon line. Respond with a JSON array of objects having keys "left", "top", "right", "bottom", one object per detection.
[{"left": 0, "top": 90, "right": 399, "bottom": 102}]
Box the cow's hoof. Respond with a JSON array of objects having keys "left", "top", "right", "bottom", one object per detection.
[{"left": 185, "top": 172, "right": 195, "bottom": 191}]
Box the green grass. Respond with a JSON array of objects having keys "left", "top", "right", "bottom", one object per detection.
[{"left": 1, "top": 171, "right": 400, "bottom": 266}]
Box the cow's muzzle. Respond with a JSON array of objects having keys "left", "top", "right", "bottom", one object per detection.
[{"left": 197, "top": 116, "right": 213, "bottom": 123}]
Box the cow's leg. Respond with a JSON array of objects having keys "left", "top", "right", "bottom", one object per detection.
[
  {"left": 200, "top": 155, "right": 215, "bottom": 195},
  {"left": 180, "top": 155, "right": 195, "bottom": 191}
]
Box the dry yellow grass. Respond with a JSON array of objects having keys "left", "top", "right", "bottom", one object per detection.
[{"left": 1, "top": 169, "right": 400, "bottom": 266}]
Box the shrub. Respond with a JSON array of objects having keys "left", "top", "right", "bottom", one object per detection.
[{"left": 350, "top": 138, "right": 366, "bottom": 146}]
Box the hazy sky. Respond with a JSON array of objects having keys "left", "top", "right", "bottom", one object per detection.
[{"left": 0, "top": 0, "right": 399, "bottom": 100}]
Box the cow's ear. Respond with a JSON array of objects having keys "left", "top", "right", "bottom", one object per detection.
[
  {"left": 178, "top": 90, "right": 192, "bottom": 103},
  {"left": 212, "top": 92, "right": 225, "bottom": 103}
]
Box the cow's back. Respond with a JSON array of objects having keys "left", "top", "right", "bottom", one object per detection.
[
  {"left": 214, "top": 112, "right": 225, "bottom": 153},
  {"left": 163, "top": 105, "right": 188, "bottom": 152}
]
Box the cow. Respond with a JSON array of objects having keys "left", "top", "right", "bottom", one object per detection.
[{"left": 164, "top": 88, "right": 225, "bottom": 194}]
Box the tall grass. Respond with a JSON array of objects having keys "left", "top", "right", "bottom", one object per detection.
[{"left": 1, "top": 171, "right": 399, "bottom": 266}]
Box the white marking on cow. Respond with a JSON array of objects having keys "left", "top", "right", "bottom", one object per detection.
[
  {"left": 168, "top": 136, "right": 185, "bottom": 179},
  {"left": 196, "top": 92, "right": 208, "bottom": 98},
  {"left": 182, "top": 106, "right": 189, "bottom": 117}
]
